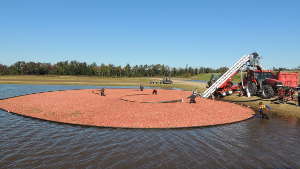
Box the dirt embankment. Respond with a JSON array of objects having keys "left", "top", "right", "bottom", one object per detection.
[{"left": 222, "top": 95, "right": 300, "bottom": 119}]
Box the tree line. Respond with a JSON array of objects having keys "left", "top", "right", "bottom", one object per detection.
[
  {"left": 2, "top": 60, "right": 278, "bottom": 77},
  {"left": 1, "top": 61, "right": 299, "bottom": 77},
  {"left": 1, "top": 61, "right": 298, "bottom": 77}
]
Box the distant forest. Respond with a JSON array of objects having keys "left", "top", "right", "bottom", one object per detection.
[{"left": 0, "top": 61, "right": 299, "bottom": 77}]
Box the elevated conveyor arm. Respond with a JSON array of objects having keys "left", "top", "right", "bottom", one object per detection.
[{"left": 201, "top": 53, "right": 260, "bottom": 98}]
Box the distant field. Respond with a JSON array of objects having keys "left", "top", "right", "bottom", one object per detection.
[
  {"left": 0, "top": 75, "right": 149, "bottom": 84},
  {"left": 191, "top": 73, "right": 244, "bottom": 83},
  {"left": 190, "top": 73, "right": 216, "bottom": 81},
  {"left": 0, "top": 75, "right": 205, "bottom": 91}
]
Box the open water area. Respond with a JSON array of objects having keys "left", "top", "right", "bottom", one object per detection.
[{"left": 0, "top": 84, "right": 300, "bottom": 169}]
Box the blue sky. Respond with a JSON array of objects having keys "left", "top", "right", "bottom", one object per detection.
[{"left": 0, "top": 0, "right": 299, "bottom": 68}]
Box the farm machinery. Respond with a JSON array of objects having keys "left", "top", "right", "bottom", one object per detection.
[
  {"left": 203, "top": 52, "right": 299, "bottom": 102},
  {"left": 207, "top": 73, "right": 239, "bottom": 97},
  {"left": 149, "top": 76, "right": 173, "bottom": 85},
  {"left": 241, "top": 69, "right": 298, "bottom": 101}
]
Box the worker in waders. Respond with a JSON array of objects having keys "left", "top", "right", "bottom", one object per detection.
[
  {"left": 188, "top": 92, "right": 197, "bottom": 104},
  {"left": 100, "top": 88, "right": 105, "bottom": 96},
  {"left": 152, "top": 89, "right": 158, "bottom": 95},
  {"left": 258, "top": 102, "right": 270, "bottom": 119},
  {"left": 277, "top": 87, "right": 285, "bottom": 103},
  {"left": 139, "top": 84, "right": 144, "bottom": 91}
]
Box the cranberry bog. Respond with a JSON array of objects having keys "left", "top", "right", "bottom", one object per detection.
[{"left": 0, "top": 89, "right": 254, "bottom": 128}]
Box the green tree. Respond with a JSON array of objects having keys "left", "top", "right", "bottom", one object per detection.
[{"left": 0, "top": 64, "right": 8, "bottom": 75}]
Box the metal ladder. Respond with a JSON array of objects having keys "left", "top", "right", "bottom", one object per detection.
[{"left": 201, "top": 54, "right": 252, "bottom": 98}]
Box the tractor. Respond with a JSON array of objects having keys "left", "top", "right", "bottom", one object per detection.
[
  {"left": 241, "top": 70, "right": 298, "bottom": 99},
  {"left": 149, "top": 76, "right": 173, "bottom": 85}
]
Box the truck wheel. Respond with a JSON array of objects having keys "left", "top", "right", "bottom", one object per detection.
[
  {"left": 261, "top": 85, "right": 274, "bottom": 99},
  {"left": 247, "top": 82, "right": 257, "bottom": 96}
]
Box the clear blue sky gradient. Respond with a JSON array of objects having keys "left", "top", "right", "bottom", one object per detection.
[{"left": 0, "top": 0, "right": 299, "bottom": 68}]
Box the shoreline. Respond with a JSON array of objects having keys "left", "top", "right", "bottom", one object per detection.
[{"left": 221, "top": 95, "right": 300, "bottom": 120}]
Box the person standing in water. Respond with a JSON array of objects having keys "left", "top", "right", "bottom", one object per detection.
[
  {"left": 100, "top": 88, "right": 105, "bottom": 96},
  {"left": 152, "top": 89, "right": 158, "bottom": 95},
  {"left": 139, "top": 84, "right": 144, "bottom": 91},
  {"left": 189, "top": 94, "right": 196, "bottom": 103},
  {"left": 258, "top": 102, "right": 270, "bottom": 119},
  {"left": 188, "top": 90, "right": 197, "bottom": 104}
]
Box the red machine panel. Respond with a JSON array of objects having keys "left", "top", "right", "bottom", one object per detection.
[{"left": 277, "top": 72, "right": 299, "bottom": 88}]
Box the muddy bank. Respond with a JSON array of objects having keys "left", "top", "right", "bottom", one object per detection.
[{"left": 222, "top": 95, "right": 300, "bottom": 119}]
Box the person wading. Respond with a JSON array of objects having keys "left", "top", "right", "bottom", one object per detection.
[
  {"left": 189, "top": 94, "right": 197, "bottom": 104},
  {"left": 188, "top": 90, "right": 198, "bottom": 104},
  {"left": 152, "top": 89, "right": 158, "bottom": 95},
  {"left": 100, "top": 88, "right": 105, "bottom": 96},
  {"left": 258, "top": 102, "right": 270, "bottom": 119},
  {"left": 139, "top": 84, "right": 144, "bottom": 91}
]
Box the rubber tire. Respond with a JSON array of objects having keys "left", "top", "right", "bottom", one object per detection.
[
  {"left": 261, "top": 85, "right": 275, "bottom": 99},
  {"left": 247, "top": 82, "right": 257, "bottom": 96}
]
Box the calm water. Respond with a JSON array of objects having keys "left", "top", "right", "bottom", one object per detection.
[{"left": 0, "top": 84, "right": 300, "bottom": 169}]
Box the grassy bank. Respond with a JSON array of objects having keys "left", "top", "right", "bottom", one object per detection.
[
  {"left": 0, "top": 75, "right": 150, "bottom": 86},
  {"left": 222, "top": 95, "right": 300, "bottom": 119},
  {"left": 190, "top": 73, "right": 245, "bottom": 83}
]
